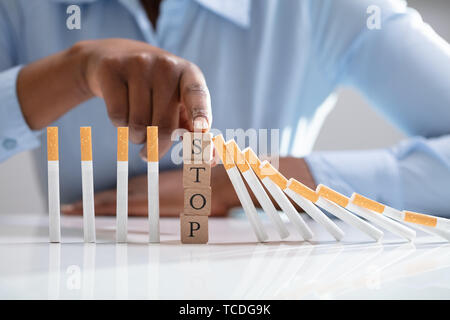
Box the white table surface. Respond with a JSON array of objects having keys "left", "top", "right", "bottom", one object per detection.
[{"left": 0, "top": 212, "right": 449, "bottom": 299}]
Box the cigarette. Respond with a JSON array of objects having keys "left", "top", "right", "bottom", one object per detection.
[
  {"left": 80, "top": 127, "right": 96, "bottom": 243},
  {"left": 410, "top": 224, "right": 450, "bottom": 241},
  {"left": 259, "top": 163, "right": 344, "bottom": 241},
  {"left": 212, "top": 135, "right": 268, "bottom": 242},
  {"left": 351, "top": 193, "right": 450, "bottom": 236},
  {"left": 314, "top": 189, "right": 383, "bottom": 242},
  {"left": 243, "top": 147, "right": 313, "bottom": 240},
  {"left": 116, "top": 127, "right": 129, "bottom": 243},
  {"left": 226, "top": 141, "right": 289, "bottom": 239},
  {"left": 147, "top": 126, "right": 160, "bottom": 243},
  {"left": 316, "top": 185, "right": 415, "bottom": 241},
  {"left": 47, "top": 127, "right": 61, "bottom": 243}
]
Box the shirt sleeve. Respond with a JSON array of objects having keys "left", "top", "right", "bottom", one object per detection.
[
  {"left": 305, "top": 0, "right": 450, "bottom": 217},
  {"left": 0, "top": 3, "right": 41, "bottom": 163}
]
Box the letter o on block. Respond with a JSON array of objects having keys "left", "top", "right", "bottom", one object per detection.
[{"left": 183, "top": 187, "right": 211, "bottom": 215}]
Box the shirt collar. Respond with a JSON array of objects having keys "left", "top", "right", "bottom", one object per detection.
[
  {"left": 51, "top": 0, "right": 252, "bottom": 28},
  {"left": 194, "top": 0, "right": 251, "bottom": 28}
]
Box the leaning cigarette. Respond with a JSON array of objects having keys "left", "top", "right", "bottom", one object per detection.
[
  {"left": 47, "top": 127, "right": 61, "bottom": 243},
  {"left": 351, "top": 193, "right": 450, "bottom": 237},
  {"left": 314, "top": 189, "right": 383, "bottom": 242},
  {"left": 227, "top": 141, "right": 289, "bottom": 239},
  {"left": 243, "top": 147, "right": 313, "bottom": 240},
  {"left": 288, "top": 183, "right": 385, "bottom": 241},
  {"left": 80, "top": 127, "right": 96, "bottom": 243},
  {"left": 116, "top": 127, "right": 129, "bottom": 243},
  {"left": 316, "top": 186, "right": 415, "bottom": 241},
  {"left": 147, "top": 126, "right": 160, "bottom": 243},
  {"left": 271, "top": 172, "right": 344, "bottom": 241},
  {"left": 410, "top": 224, "right": 450, "bottom": 242},
  {"left": 212, "top": 135, "right": 268, "bottom": 242},
  {"left": 285, "top": 174, "right": 381, "bottom": 241}
]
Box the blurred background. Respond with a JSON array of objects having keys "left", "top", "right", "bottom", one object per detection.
[{"left": 1, "top": 0, "right": 449, "bottom": 214}]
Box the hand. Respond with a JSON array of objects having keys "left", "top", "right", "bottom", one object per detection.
[
  {"left": 18, "top": 38, "right": 212, "bottom": 159},
  {"left": 61, "top": 157, "right": 315, "bottom": 216},
  {"left": 80, "top": 38, "right": 212, "bottom": 158}
]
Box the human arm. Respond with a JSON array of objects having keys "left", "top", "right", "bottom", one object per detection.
[{"left": 306, "top": 0, "right": 450, "bottom": 216}]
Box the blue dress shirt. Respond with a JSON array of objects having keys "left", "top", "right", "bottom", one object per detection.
[{"left": 1, "top": 0, "right": 450, "bottom": 216}]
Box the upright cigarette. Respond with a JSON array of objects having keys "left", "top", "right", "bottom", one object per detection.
[
  {"left": 147, "top": 126, "right": 160, "bottom": 243},
  {"left": 80, "top": 127, "right": 96, "bottom": 243},
  {"left": 243, "top": 147, "right": 313, "bottom": 240},
  {"left": 212, "top": 135, "right": 268, "bottom": 242},
  {"left": 351, "top": 193, "right": 450, "bottom": 237},
  {"left": 259, "top": 164, "right": 344, "bottom": 241},
  {"left": 227, "top": 141, "right": 289, "bottom": 239},
  {"left": 116, "top": 127, "right": 129, "bottom": 243},
  {"left": 316, "top": 185, "right": 415, "bottom": 241},
  {"left": 47, "top": 127, "right": 61, "bottom": 243}
]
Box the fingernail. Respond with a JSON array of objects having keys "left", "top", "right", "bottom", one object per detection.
[{"left": 194, "top": 117, "right": 209, "bottom": 131}]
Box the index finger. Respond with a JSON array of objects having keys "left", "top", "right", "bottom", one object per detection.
[{"left": 180, "top": 63, "right": 212, "bottom": 132}]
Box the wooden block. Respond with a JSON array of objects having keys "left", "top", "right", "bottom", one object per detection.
[
  {"left": 183, "top": 132, "right": 212, "bottom": 164},
  {"left": 183, "top": 186, "right": 211, "bottom": 216},
  {"left": 183, "top": 162, "right": 211, "bottom": 187},
  {"left": 180, "top": 214, "right": 208, "bottom": 244}
]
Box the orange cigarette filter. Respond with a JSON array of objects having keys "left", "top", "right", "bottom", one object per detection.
[
  {"left": 212, "top": 135, "right": 235, "bottom": 170},
  {"left": 404, "top": 210, "right": 438, "bottom": 227},
  {"left": 117, "top": 127, "right": 129, "bottom": 162},
  {"left": 352, "top": 193, "right": 385, "bottom": 214},
  {"left": 260, "top": 162, "right": 288, "bottom": 190},
  {"left": 317, "top": 185, "right": 349, "bottom": 208},
  {"left": 288, "top": 178, "right": 319, "bottom": 203},
  {"left": 226, "top": 141, "right": 250, "bottom": 172},
  {"left": 47, "top": 127, "right": 59, "bottom": 161},
  {"left": 243, "top": 148, "right": 262, "bottom": 176},
  {"left": 147, "top": 126, "right": 158, "bottom": 162},
  {"left": 80, "top": 127, "right": 93, "bottom": 161}
]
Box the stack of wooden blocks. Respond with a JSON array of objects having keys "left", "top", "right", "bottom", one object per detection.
[{"left": 181, "top": 132, "right": 213, "bottom": 244}]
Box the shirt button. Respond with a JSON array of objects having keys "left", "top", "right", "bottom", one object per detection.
[{"left": 3, "top": 138, "right": 17, "bottom": 150}]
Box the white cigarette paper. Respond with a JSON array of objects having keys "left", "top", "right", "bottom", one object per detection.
[
  {"left": 116, "top": 127, "right": 129, "bottom": 243},
  {"left": 147, "top": 126, "right": 160, "bottom": 243},
  {"left": 81, "top": 161, "right": 96, "bottom": 243},
  {"left": 47, "top": 127, "right": 61, "bottom": 243},
  {"left": 48, "top": 161, "right": 61, "bottom": 243},
  {"left": 213, "top": 135, "right": 268, "bottom": 242}
]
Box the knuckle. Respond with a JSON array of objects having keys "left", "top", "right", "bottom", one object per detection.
[
  {"left": 128, "top": 53, "right": 152, "bottom": 72},
  {"left": 183, "top": 61, "right": 205, "bottom": 76},
  {"left": 155, "top": 55, "right": 180, "bottom": 74},
  {"left": 99, "top": 55, "right": 123, "bottom": 72},
  {"left": 157, "top": 125, "right": 174, "bottom": 138},
  {"left": 129, "top": 117, "right": 148, "bottom": 130},
  {"left": 107, "top": 108, "right": 127, "bottom": 126}
]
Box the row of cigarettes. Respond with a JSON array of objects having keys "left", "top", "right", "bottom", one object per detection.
[
  {"left": 212, "top": 134, "right": 450, "bottom": 242},
  {"left": 47, "top": 126, "right": 160, "bottom": 243}
]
